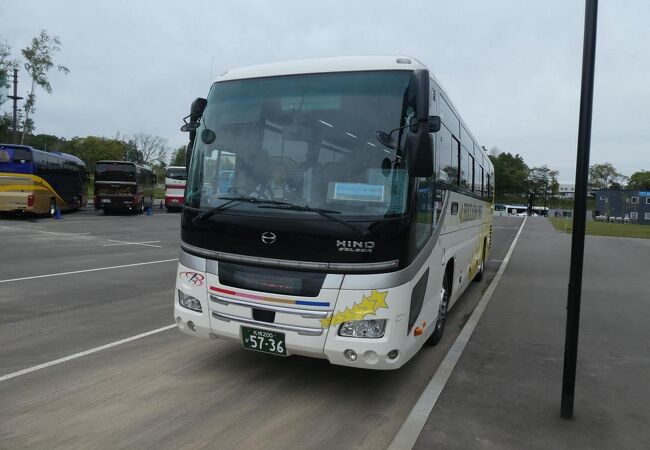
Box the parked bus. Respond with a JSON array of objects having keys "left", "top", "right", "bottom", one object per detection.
[
  {"left": 494, "top": 204, "right": 548, "bottom": 216},
  {"left": 0, "top": 144, "right": 87, "bottom": 216},
  {"left": 174, "top": 56, "right": 494, "bottom": 369},
  {"left": 94, "top": 161, "right": 155, "bottom": 214},
  {"left": 164, "top": 166, "right": 186, "bottom": 211}
]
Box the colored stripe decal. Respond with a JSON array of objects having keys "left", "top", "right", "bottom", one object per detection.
[{"left": 209, "top": 286, "right": 330, "bottom": 307}]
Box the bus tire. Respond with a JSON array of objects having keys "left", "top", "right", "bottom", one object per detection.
[
  {"left": 48, "top": 198, "right": 56, "bottom": 217},
  {"left": 473, "top": 240, "right": 486, "bottom": 282},
  {"left": 427, "top": 270, "right": 451, "bottom": 346}
]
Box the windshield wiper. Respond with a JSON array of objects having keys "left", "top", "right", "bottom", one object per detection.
[
  {"left": 257, "top": 203, "right": 369, "bottom": 238},
  {"left": 192, "top": 196, "right": 292, "bottom": 224}
]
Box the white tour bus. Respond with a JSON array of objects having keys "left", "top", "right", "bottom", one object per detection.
[
  {"left": 175, "top": 56, "right": 494, "bottom": 370},
  {"left": 164, "top": 166, "right": 186, "bottom": 211}
]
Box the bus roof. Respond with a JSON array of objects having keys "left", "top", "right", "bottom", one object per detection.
[
  {"left": 96, "top": 160, "right": 152, "bottom": 171},
  {"left": 216, "top": 56, "right": 428, "bottom": 82},
  {"left": 0, "top": 143, "right": 85, "bottom": 166}
]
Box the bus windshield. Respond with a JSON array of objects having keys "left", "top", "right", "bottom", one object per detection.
[
  {"left": 0, "top": 146, "right": 34, "bottom": 174},
  {"left": 185, "top": 70, "right": 414, "bottom": 217},
  {"left": 95, "top": 162, "right": 136, "bottom": 182},
  {"left": 166, "top": 167, "right": 187, "bottom": 180}
]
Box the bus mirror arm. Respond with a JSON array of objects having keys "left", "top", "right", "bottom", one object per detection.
[{"left": 180, "top": 97, "right": 207, "bottom": 132}]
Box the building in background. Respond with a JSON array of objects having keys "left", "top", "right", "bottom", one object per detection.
[{"left": 594, "top": 189, "right": 650, "bottom": 224}]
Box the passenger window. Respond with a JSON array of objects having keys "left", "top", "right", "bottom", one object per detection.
[{"left": 460, "top": 148, "right": 472, "bottom": 190}]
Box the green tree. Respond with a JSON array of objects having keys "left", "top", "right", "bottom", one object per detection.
[
  {"left": 627, "top": 170, "right": 650, "bottom": 190},
  {"left": 489, "top": 152, "right": 529, "bottom": 196},
  {"left": 588, "top": 163, "right": 625, "bottom": 190},
  {"left": 20, "top": 30, "right": 70, "bottom": 143},
  {"left": 24, "top": 133, "right": 67, "bottom": 151},
  {"left": 169, "top": 146, "right": 187, "bottom": 167},
  {"left": 67, "top": 136, "right": 126, "bottom": 173},
  {"left": 527, "top": 165, "right": 558, "bottom": 210},
  {"left": 1, "top": 36, "right": 17, "bottom": 106}
]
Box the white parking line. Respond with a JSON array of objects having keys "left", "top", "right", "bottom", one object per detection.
[
  {"left": 102, "top": 239, "right": 163, "bottom": 248},
  {"left": 0, "top": 324, "right": 177, "bottom": 383},
  {"left": 0, "top": 258, "right": 179, "bottom": 284},
  {"left": 388, "top": 217, "right": 527, "bottom": 450}
]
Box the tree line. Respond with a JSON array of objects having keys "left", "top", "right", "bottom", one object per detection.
[
  {"left": 488, "top": 148, "right": 650, "bottom": 206},
  {"left": 11, "top": 131, "right": 187, "bottom": 181}
]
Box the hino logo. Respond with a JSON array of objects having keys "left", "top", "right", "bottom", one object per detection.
[
  {"left": 336, "top": 240, "right": 375, "bottom": 253},
  {"left": 261, "top": 232, "right": 277, "bottom": 244}
]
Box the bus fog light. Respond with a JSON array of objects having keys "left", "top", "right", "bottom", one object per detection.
[
  {"left": 388, "top": 349, "right": 399, "bottom": 360},
  {"left": 187, "top": 321, "right": 196, "bottom": 331},
  {"left": 344, "top": 349, "right": 357, "bottom": 362},
  {"left": 178, "top": 290, "right": 202, "bottom": 312},
  {"left": 339, "top": 319, "right": 386, "bottom": 338}
]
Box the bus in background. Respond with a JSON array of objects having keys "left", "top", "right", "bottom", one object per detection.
[
  {"left": 164, "top": 166, "right": 186, "bottom": 211},
  {"left": 0, "top": 144, "right": 87, "bottom": 216},
  {"left": 174, "top": 56, "right": 494, "bottom": 370},
  {"left": 94, "top": 161, "right": 155, "bottom": 214},
  {"left": 494, "top": 204, "right": 548, "bottom": 216}
]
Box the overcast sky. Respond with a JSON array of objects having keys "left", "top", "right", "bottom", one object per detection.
[{"left": 2, "top": 0, "right": 649, "bottom": 182}]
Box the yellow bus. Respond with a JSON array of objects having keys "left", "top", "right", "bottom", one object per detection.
[{"left": 0, "top": 144, "right": 87, "bottom": 216}]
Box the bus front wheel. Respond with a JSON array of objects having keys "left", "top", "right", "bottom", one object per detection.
[{"left": 427, "top": 271, "right": 450, "bottom": 346}]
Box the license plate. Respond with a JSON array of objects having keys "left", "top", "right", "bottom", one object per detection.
[
  {"left": 101, "top": 199, "right": 111, "bottom": 203},
  {"left": 241, "top": 326, "right": 286, "bottom": 356}
]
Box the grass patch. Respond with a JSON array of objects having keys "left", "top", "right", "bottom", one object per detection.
[
  {"left": 153, "top": 185, "right": 165, "bottom": 199},
  {"left": 548, "top": 217, "right": 650, "bottom": 239}
]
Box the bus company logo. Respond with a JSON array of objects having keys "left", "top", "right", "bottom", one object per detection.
[
  {"left": 261, "top": 232, "right": 277, "bottom": 244},
  {"left": 336, "top": 240, "right": 375, "bottom": 253},
  {"left": 179, "top": 272, "right": 205, "bottom": 286}
]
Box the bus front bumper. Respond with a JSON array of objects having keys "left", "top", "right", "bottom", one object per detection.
[{"left": 174, "top": 263, "right": 424, "bottom": 370}]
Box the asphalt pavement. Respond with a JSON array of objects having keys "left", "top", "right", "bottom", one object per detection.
[
  {"left": 414, "top": 217, "right": 650, "bottom": 450},
  {"left": 0, "top": 209, "right": 520, "bottom": 449}
]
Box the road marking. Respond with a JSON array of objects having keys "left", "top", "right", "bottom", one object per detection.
[
  {"left": 388, "top": 217, "right": 527, "bottom": 450},
  {"left": 0, "top": 258, "right": 178, "bottom": 284},
  {"left": 102, "top": 239, "right": 163, "bottom": 248},
  {"left": 37, "top": 231, "right": 92, "bottom": 236},
  {"left": 0, "top": 324, "right": 177, "bottom": 383}
]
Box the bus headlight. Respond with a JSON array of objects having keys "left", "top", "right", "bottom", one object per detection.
[
  {"left": 178, "top": 290, "right": 202, "bottom": 312},
  {"left": 338, "top": 319, "right": 386, "bottom": 338}
]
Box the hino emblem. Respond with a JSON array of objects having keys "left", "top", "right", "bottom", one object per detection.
[
  {"left": 336, "top": 240, "right": 375, "bottom": 253},
  {"left": 261, "top": 232, "right": 277, "bottom": 244}
]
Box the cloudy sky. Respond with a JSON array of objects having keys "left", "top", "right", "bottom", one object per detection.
[{"left": 2, "top": 0, "right": 649, "bottom": 182}]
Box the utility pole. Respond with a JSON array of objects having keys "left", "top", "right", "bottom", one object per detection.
[
  {"left": 7, "top": 68, "right": 23, "bottom": 145},
  {"left": 561, "top": 0, "right": 599, "bottom": 420}
]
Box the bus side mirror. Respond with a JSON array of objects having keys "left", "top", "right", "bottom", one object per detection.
[
  {"left": 407, "top": 70, "right": 433, "bottom": 178},
  {"left": 180, "top": 97, "right": 207, "bottom": 132}
]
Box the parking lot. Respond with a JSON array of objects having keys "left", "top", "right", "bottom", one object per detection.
[{"left": 0, "top": 210, "right": 520, "bottom": 449}]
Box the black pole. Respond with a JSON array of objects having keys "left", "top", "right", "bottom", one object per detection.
[
  {"left": 8, "top": 68, "right": 23, "bottom": 145},
  {"left": 561, "top": 0, "right": 598, "bottom": 420}
]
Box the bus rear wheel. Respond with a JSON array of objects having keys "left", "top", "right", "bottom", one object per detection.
[
  {"left": 427, "top": 271, "right": 450, "bottom": 346},
  {"left": 474, "top": 240, "right": 486, "bottom": 282}
]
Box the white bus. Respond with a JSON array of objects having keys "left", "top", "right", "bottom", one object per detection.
[
  {"left": 164, "top": 166, "right": 186, "bottom": 211},
  {"left": 494, "top": 204, "right": 548, "bottom": 216},
  {"left": 174, "top": 56, "right": 494, "bottom": 369}
]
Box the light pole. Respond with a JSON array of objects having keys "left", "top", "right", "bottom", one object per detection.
[{"left": 561, "top": 0, "right": 599, "bottom": 420}]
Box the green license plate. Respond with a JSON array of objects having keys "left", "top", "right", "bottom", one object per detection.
[{"left": 241, "top": 326, "right": 287, "bottom": 356}]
